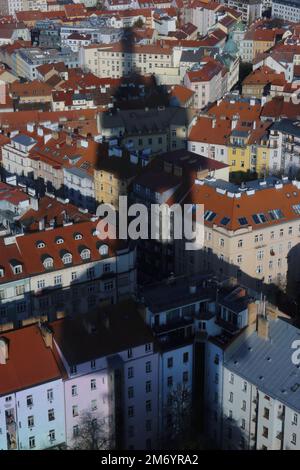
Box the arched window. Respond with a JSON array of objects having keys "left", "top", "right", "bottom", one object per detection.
[
  {"left": 99, "top": 244, "right": 108, "bottom": 256},
  {"left": 43, "top": 257, "right": 53, "bottom": 269},
  {"left": 62, "top": 253, "right": 72, "bottom": 265},
  {"left": 80, "top": 249, "right": 90, "bottom": 260}
]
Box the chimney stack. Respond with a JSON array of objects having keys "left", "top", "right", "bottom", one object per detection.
[
  {"left": 257, "top": 315, "right": 269, "bottom": 340},
  {"left": 0, "top": 337, "right": 8, "bottom": 364},
  {"left": 40, "top": 323, "right": 53, "bottom": 349}
]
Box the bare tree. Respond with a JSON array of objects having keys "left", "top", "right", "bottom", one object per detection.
[
  {"left": 71, "top": 411, "right": 113, "bottom": 450},
  {"left": 161, "top": 383, "right": 193, "bottom": 449}
]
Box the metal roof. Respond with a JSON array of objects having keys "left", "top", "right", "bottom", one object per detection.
[{"left": 225, "top": 317, "right": 300, "bottom": 412}]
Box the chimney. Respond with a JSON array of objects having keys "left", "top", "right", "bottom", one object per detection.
[
  {"left": 257, "top": 315, "right": 269, "bottom": 340},
  {"left": 0, "top": 337, "right": 8, "bottom": 364},
  {"left": 247, "top": 301, "right": 257, "bottom": 325},
  {"left": 40, "top": 323, "right": 53, "bottom": 349}
]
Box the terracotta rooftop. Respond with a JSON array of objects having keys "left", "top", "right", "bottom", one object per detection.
[{"left": 0, "top": 324, "right": 63, "bottom": 396}]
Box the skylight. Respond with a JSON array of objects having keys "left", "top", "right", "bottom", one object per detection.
[
  {"left": 293, "top": 204, "right": 300, "bottom": 215},
  {"left": 238, "top": 217, "right": 248, "bottom": 226},
  {"left": 204, "top": 210, "right": 217, "bottom": 222},
  {"left": 220, "top": 217, "right": 230, "bottom": 226},
  {"left": 252, "top": 213, "right": 268, "bottom": 224},
  {"left": 268, "top": 209, "right": 284, "bottom": 220}
]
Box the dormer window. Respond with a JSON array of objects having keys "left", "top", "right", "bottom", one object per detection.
[
  {"left": 99, "top": 244, "right": 108, "bottom": 256},
  {"left": 62, "top": 253, "right": 72, "bottom": 265},
  {"left": 56, "top": 237, "right": 64, "bottom": 245},
  {"left": 73, "top": 233, "right": 83, "bottom": 241},
  {"left": 36, "top": 241, "right": 45, "bottom": 249},
  {"left": 80, "top": 248, "right": 90, "bottom": 260},
  {"left": 43, "top": 257, "right": 53, "bottom": 269},
  {"left": 10, "top": 260, "right": 22, "bottom": 275},
  {"left": 0, "top": 267, "right": 4, "bottom": 278}
]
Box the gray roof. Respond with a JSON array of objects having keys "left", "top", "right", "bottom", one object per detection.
[
  {"left": 225, "top": 317, "right": 300, "bottom": 412},
  {"left": 65, "top": 167, "right": 92, "bottom": 179},
  {"left": 204, "top": 175, "right": 291, "bottom": 194},
  {"left": 12, "top": 134, "right": 37, "bottom": 147},
  {"left": 271, "top": 119, "right": 300, "bottom": 138},
  {"left": 99, "top": 107, "right": 195, "bottom": 135},
  {"left": 141, "top": 275, "right": 215, "bottom": 313}
]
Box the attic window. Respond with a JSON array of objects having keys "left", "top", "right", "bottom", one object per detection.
[
  {"left": 0, "top": 268, "right": 4, "bottom": 278},
  {"left": 13, "top": 265, "right": 22, "bottom": 275},
  {"left": 62, "top": 253, "right": 72, "bottom": 265},
  {"left": 80, "top": 249, "right": 90, "bottom": 260},
  {"left": 220, "top": 217, "right": 230, "bottom": 226},
  {"left": 36, "top": 241, "right": 46, "bottom": 249},
  {"left": 43, "top": 257, "right": 53, "bottom": 269},
  {"left": 204, "top": 210, "right": 217, "bottom": 222},
  {"left": 56, "top": 237, "right": 64, "bottom": 245},
  {"left": 74, "top": 233, "right": 83, "bottom": 241},
  {"left": 268, "top": 209, "right": 284, "bottom": 220},
  {"left": 252, "top": 213, "right": 267, "bottom": 224},
  {"left": 99, "top": 244, "right": 108, "bottom": 256},
  {"left": 238, "top": 217, "right": 248, "bottom": 226},
  {"left": 292, "top": 204, "right": 300, "bottom": 215}
]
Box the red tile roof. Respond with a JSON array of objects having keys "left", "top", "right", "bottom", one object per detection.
[
  {"left": 0, "top": 325, "right": 63, "bottom": 396},
  {"left": 189, "top": 116, "right": 231, "bottom": 145}
]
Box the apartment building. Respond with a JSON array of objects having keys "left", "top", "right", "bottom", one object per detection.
[
  {"left": 98, "top": 106, "right": 196, "bottom": 156},
  {"left": 222, "top": 313, "right": 300, "bottom": 450},
  {"left": 220, "top": 0, "right": 262, "bottom": 24},
  {"left": 94, "top": 147, "right": 144, "bottom": 209},
  {"left": 0, "top": 324, "right": 66, "bottom": 450},
  {"left": 183, "top": 58, "right": 226, "bottom": 110},
  {"left": 241, "top": 28, "right": 280, "bottom": 63},
  {"left": 185, "top": 1, "right": 221, "bottom": 37},
  {"left": 0, "top": 220, "right": 137, "bottom": 328},
  {"left": 176, "top": 176, "right": 300, "bottom": 294},
  {"left": 272, "top": 0, "right": 300, "bottom": 22},
  {"left": 269, "top": 120, "right": 300, "bottom": 177},
  {"left": 79, "top": 43, "right": 174, "bottom": 79}
]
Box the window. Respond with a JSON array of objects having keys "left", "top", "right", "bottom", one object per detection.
[
  {"left": 241, "top": 418, "right": 246, "bottom": 430},
  {"left": 215, "top": 373, "right": 219, "bottom": 384},
  {"left": 47, "top": 389, "right": 53, "bottom": 401},
  {"left": 167, "top": 376, "right": 173, "bottom": 387},
  {"left": 81, "top": 249, "right": 90, "bottom": 260},
  {"left": 183, "top": 352, "right": 189, "bottom": 363},
  {"left": 128, "top": 406, "right": 134, "bottom": 417},
  {"left": 263, "top": 407, "right": 269, "bottom": 419},
  {"left": 48, "top": 409, "right": 55, "bottom": 421},
  {"left": 73, "top": 425, "right": 79, "bottom": 437},
  {"left": 44, "top": 257, "right": 53, "bottom": 269},
  {"left": 28, "top": 416, "right": 34, "bottom": 428},
  {"left": 54, "top": 275, "right": 62, "bottom": 286},
  {"left": 37, "top": 279, "right": 45, "bottom": 289},
  {"left": 128, "top": 367, "right": 134, "bottom": 379},
  {"left": 104, "top": 281, "right": 113, "bottom": 291},
  {"left": 15, "top": 285, "right": 25, "bottom": 296},
  {"left": 146, "top": 361, "right": 151, "bottom": 373},
  {"left": 103, "top": 263, "right": 111, "bottom": 273},
  {"left": 292, "top": 413, "right": 298, "bottom": 425},
  {"left": 241, "top": 400, "right": 246, "bottom": 411},
  {"left": 219, "top": 238, "right": 224, "bottom": 247},
  {"left": 91, "top": 399, "right": 97, "bottom": 411},
  {"left": 292, "top": 433, "right": 297, "bottom": 445},
  {"left": 238, "top": 239, "right": 243, "bottom": 248},
  {"left": 91, "top": 360, "right": 96, "bottom": 370},
  {"left": 72, "top": 385, "right": 78, "bottom": 397},
  {"left": 56, "top": 238, "right": 64, "bottom": 245},
  {"left": 146, "top": 420, "right": 152, "bottom": 432},
  {"left": 183, "top": 371, "right": 189, "bottom": 382},
  {"left": 27, "top": 395, "right": 33, "bottom": 407},
  {"left": 49, "top": 429, "right": 55, "bottom": 442},
  {"left": 29, "top": 436, "right": 35, "bottom": 449},
  {"left": 72, "top": 405, "right": 79, "bottom": 417},
  {"left": 91, "top": 379, "right": 96, "bottom": 390},
  {"left": 127, "top": 348, "right": 133, "bottom": 358},
  {"left": 13, "top": 265, "right": 22, "bottom": 275},
  {"left": 128, "top": 425, "right": 134, "bottom": 438},
  {"left": 145, "top": 343, "right": 151, "bottom": 352},
  {"left": 262, "top": 426, "right": 269, "bottom": 438},
  {"left": 237, "top": 254, "right": 243, "bottom": 264},
  {"left": 242, "top": 381, "right": 247, "bottom": 392},
  {"left": 128, "top": 386, "right": 134, "bottom": 399},
  {"left": 99, "top": 244, "right": 108, "bottom": 256},
  {"left": 146, "top": 400, "right": 152, "bottom": 412},
  {"left": 70, "top": 365, "right": 77, "bottom": 375},
  {"left": 229, "top": 392, "right": 233, "bottom": 403},
  {"left": 229, "top": 373, "right": 234, "bottom": 384},
  {"left": 167, "top": 357, "right": 173, "bottom": 368},
  {"left": 62, "top": 253, "right": 72, "bottom": 265},
  {"left": 146, "top": 381, "right": 152, "bottom": 393}
]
